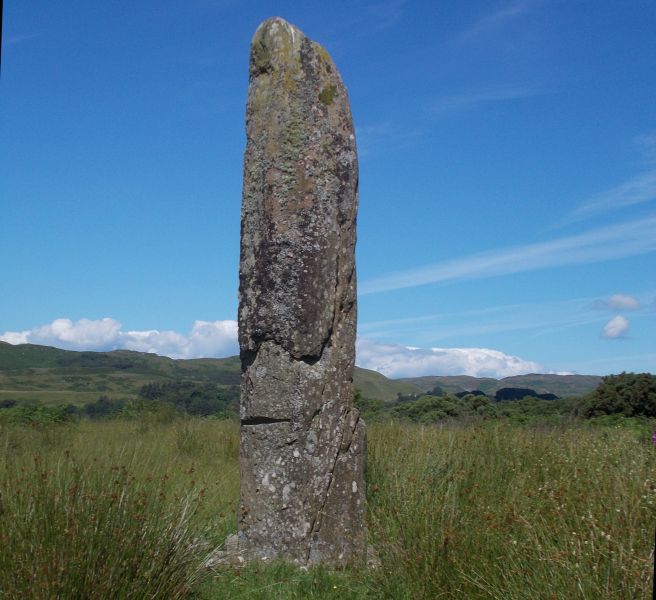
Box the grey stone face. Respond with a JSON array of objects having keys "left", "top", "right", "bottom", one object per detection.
[{"left": 237, "top": 17, "right": 366, "bottom": 566}]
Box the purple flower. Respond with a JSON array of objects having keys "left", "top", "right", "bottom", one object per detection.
[{"left": 652, "top": 431, "right": 656, "bottom": 445}]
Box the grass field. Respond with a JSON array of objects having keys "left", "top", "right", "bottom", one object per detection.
[{"left": 0, "top": 418, "right": 653, "bottom": 598}]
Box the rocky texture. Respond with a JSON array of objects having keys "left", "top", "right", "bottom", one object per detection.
[{"left": 237, "top": 17, "right": 366, "bottom": 566}]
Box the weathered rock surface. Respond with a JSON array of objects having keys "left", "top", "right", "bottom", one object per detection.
[{"left": 237, "top": 17, "right": 366, "bottom": 566}]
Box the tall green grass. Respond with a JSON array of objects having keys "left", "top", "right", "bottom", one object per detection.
[
  {"left": 0, "top": 419, "right": 238, "bottom": 599},
  {"left": 367, "top": 422, "right": 655, "bottom": 599},
  {"left": 0, "top": 419, "right": 653, "bottom": 598}
]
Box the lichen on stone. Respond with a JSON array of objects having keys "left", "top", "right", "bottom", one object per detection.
[{"left": 318, "top": 84, "right": 337, "bottom": 106}]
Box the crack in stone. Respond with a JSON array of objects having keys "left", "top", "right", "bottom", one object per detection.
[
  {"left": 305, "top": 409, "right": 360, "bottom": 563},
  {"left": 241, "top": 416, "right": 292, "bottom": 426}
]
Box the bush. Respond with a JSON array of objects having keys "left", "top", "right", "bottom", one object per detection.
[
  {"left": 138, "top": 381, "right": 238, "bottom": 417},
  {"left": 0, "top": 402, "right": 77, "bottom": 425},
  {"left": 583, "top": 372, "right": 656, "bottom": 418}
]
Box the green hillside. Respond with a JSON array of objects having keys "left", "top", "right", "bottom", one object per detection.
[
  {"left": 0, "top": 343, "right": 420, "bottom": 405},
  {"left": 353, "top": 367, "right": 423, "bottom": 401},
  {"left": 0, "top": 341, "right": 77, "bottom": 370},
  {"left": 500, "top": 374, "right": 602, "bottom": 397},
  {"left": 399, "top": 373, "right": 602, "bottom": 398},
  {"left": 398, "top": 375, "right": 500, "bottom": 395},
  {"left": 0, "top": 343, "right": 601, "bottom": 405},
  {"left": 0, "top": 344, "right": 242, "bottom": 406}
]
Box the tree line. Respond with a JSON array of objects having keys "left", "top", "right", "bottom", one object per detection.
[{"left": 1, "top": 372, "right": 654, "bottom": 426}]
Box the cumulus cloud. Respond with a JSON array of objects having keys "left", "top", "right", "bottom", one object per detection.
[
  {"left": 121, "top": 320, "right": 238, "bottom": 358},
  {"left": 602, "top": 315, "right": 630, "bottom": 339},
  {"left": 2, "top": 317, "right": 547, "bottom": 377},
  {"left": 593, "top": 293, "right": 641, "bottom": 311},
  {"left": 0, "top": 318, "right": 122, "bottom": 350},
  {"left": 607, "top": 294, "right": 641, "bottom": 311},
  {"left": 0, "top": 331, "right": 30, "bottom": 345},
  {"left": 356, "top": 339, "right": 542, "bottom": 379},
  {"left": 0, "top": 317, "right": 238, "bottom": 359}
]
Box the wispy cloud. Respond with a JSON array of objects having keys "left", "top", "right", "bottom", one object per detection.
[
  {"left": 359, "top": 296, "right": 613, "bottom": 345},
  {"left": 571, "top": 170, "right": 656, "bottom": 220},
  {"left": 593, "top": 293, "right": 641, "bottom": 311},
  {"left": 569, "top": 133, "right": 656, "bottom": 221},
  {"left": 323, "top": 0, "right": 407, "bottom": 43},
  {"left": 355, "top": 121, "right": 422, "bottom": 157},
  {"left": 364, "top": 0, "right": 407, "bottom": 33},
  {"left": 360, "top": 215, "right": 656, "bottom": 295},
  {"left": 2, "top": 33, "right": 40, "bottom": 48},
  {"left": 636, "top": 132, "right": 656, "bottom": 163},
  {"left": 458, "top": 0, "right": 543, "bottom": 42},
  {"left": 431, "top": 85, "right": 546, "bottom": 114}
]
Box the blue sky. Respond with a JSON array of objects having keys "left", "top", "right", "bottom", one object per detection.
[{"left": 1, "top": 0, "right": 655, "bottom": 378}]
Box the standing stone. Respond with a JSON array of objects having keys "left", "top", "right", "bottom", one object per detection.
[{"left": 237, "top": 17, "right": 366, "bottom": 566}]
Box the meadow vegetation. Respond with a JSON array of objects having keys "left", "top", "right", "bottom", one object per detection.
[{"left": 0, "top": 416, "right": 653, "bottom": 599}]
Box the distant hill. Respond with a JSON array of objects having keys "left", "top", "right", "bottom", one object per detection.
[
  {"left": 397, "top": 375, "right": 500, "bottom": 396},
  {"left": 0, "top": 342, "right": 420, "bottom": 404},
  {"left": 0, "top": 342, "right": 241, "bottom": 405},
  {"left": 0, "top": 342, "right": 601, "bottom": 405},
  {"left": 353, "top": 367, "right": 422, "bottom": 401},
  {"left": 398, "top": 373, "right": 602, "bottom": 398}
]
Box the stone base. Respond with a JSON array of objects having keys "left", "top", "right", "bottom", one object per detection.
[{"left": 207, "top": 533, "right": 379, "bottom": 570}]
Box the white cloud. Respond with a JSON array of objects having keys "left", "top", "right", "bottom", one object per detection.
[
  {"left": 360, "top": 215, "right": 656, "bottom": 295},
  {"left": 0, "top": 317, "right": 238, "bottom": 359},
  {"left": 0, "top": 318, "right": 123, "bottom": 350},
  {"left": 602, "top": 315, "right": 630, "bottom": 339},
  {"left": 2, "top": 318, "right": 545, "bottom": 377},
  {"left": 606, "top": 294, "right": 640, "bottom": 311},
  {"left": 119, "top": 329, "right": 192, "bottom": 357},
  {"left": 356, "top": 339, "right": 541, "bottom": 378},
  {"left": 187, "top": 320, "right": 238, "bottom": 356},
  {"left": 0, "top": 331, "right": 30, "bottom": 345}
]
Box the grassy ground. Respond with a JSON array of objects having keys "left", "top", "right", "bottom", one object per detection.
[{"left": 0, "top": 419, "right": 653, "bottom": 598}]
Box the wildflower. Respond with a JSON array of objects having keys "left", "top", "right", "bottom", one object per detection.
[{"left": 651, "top": 431, "right": 656, "bottom": 445}]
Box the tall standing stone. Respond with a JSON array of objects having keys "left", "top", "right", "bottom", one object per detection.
[{"left": 237, "top": 17, "right": 366, "bottom": 566}]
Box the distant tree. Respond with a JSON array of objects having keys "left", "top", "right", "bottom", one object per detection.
[
  {"left": 393, "top": 395, "right": 461, "bottom": 423},
  {"left": 495, "top": 388, "right": 538, "bottom": 401},
  {"left": 455, "top": 390, "right": 486, "bottom": 399},
  {"left": 395, "top": 391, "right": 419, "bottom": 404},
  {"left": 137, "top": 381, "right": 238, "bottom": 416},
  {"left": 353, "top": 390, "right": 384, "bottom": 419},
  {"left": 84, "top": 396, "right": 126, "bottom": 419},
  {"left": 583, "top": 372, "right": 656, "bottom": 418}
]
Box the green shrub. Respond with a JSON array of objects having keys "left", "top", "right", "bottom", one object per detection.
[{"left": 583, "top": 372, "right": 656, "bottom": 417}]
